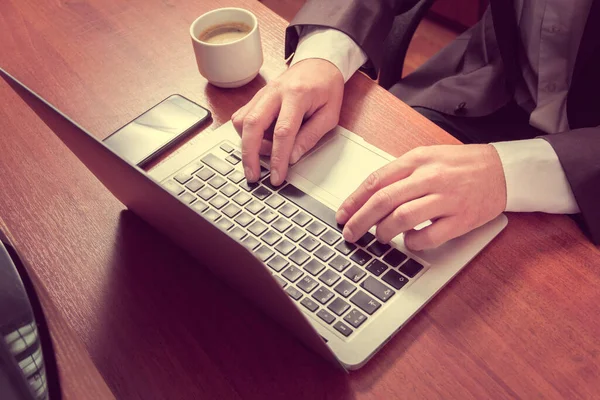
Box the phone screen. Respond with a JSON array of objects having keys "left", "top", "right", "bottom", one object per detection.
[{"left": 104, "top": 95, "right": 210, "bottom": 166}]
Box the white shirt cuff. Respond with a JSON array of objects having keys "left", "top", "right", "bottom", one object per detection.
[
  {"left": 491, "top": 139, "right": 580, "bottom": 214},
  {"left": 290, "top": 26, "right": 368, "bottom": 83}
]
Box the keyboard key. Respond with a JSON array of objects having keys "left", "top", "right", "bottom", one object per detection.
[
  {"left": 335, "top": 241, "right": 356, "bottom": 256},
  {"left": 272, "top": 218, "right": 292, "bottom": 233},
  {"left": 233, "top": 150, "right": 243, "bottom": 160},
  {"left": 220, "top": 143, "right": 234, "bottom": 153},
  {"left": 328, "top": 255, "right": 351, "bottom": 272},
  {"left": 267, "top": 255, "right": 288, "bottom": 272},
  {"left": 350, "top": 249, "right": 372, "bottom": 266},
  {"left": 383, "top": 248, "right": 408, "bottom": 267},
  {"left": 344, "top": 265, "right": 366, "bottom": 283},
  {"left": 317, "top": 309, "right": 336, "bottom": 324},
  {"left": 196, "top": 168, "right": 215, "bottom": 181},
  {"left": 209, "top": 194, "right": 228, "bottom": 209},
  {"left": 261, "top": 230, "right": 282, "bottom": 246},
  {"left": 289, "top": 249, "right": 310, "bottom": 265},
  {"left": 245, "top": 200, "right": 265, "bottom": 215},
  {"left": 382, "top": 269, "right": 409, "bottom": 290},
  {"left": 334, "top": 280, "right": 357, "bottom": 298},
  {"left": 248, "top": 221, "right": 268, "bottom": 236},
  {"left": 202, "top": 153, "right": 234, "bottom": 176},
  {"left": 285, "top": 226, "right": 306, "bottom": 242},
  {"left": 216, "top": 217, "right": 233, "bottom": 231},
  {"left": 222, "top": 203, "right": 241, "bottom": 218},
  {"left": 262, "top": 179, "right": 287, "bottom": 191},
  {"left": 265, "top": 194, "right": 285, "bottom": 209},
  {"left": 279, "top": 203, "right": 298, "bottom": 218},
  {"left": 274, "top": 239, "right": 296, "bottom": 256},
  {"left": 208, "top": 175, "right": 227, "bottom": 189},
  {"left": 306, "top": 220, "right": 326, "bottom": 236},
  {"left": 179, "top": 192, "right": 196, "bottom": 204},
  {"left": 301, "top": 297, "right": 319, "bottom": 312},
  {"left": 314, "top": 246, "right": 336, "bottom": 262},
  {"left": 228, "top": 170, "right": 245, "bottom": 184},
  {"left": 361, "top": 277, "right": 395, "bottom": 302},
  {"left": 321, "top": 230, "right": 341, "bottom": 246},
  {"left": 350, "top": 291, "right": 381, "bottom": 315},
  {"left": 365, "top": 259, "right": 388, "bottom": 276},
  {"left": 319, "top": 270, "right": 341, "bottom": 286},
  {"left": 225, "top": 155, "right": 240, "bottom": 165},
  {"left": 292, "top": 212, "right": 312, "bottom": 227},
  {"left": 274, "top": 275, "right": 287, "bottom": 288},
  {"left": 233, "top": 191, "right": 252, "bottom": 206},
  {"left": 399, "top": 259, "right": 424, "bottom": 278},
  {"left": 252, "top": 186, "right": 272, "bottom": 201},
  {"left": 333, "top": 321, "right": 353, "bottom": 337},
  {"left": 304, "top": 259, "right": 325, "bottom": 276},
  {"left": 228, "top": 227, "right": 247, "bottom": 241},
  {"left": 258, "top": 209, "right": 278, "bottom": 224},
  {"left": 163, "top": 180, "right": 184, "bottom": 196},
  {"left": 299, "top": 236, "right": 320, "bottom": 252},
  {"left": 344, "top": 309, "right": 367, "bottom": 328},
  {"left": 328, "top": 297, "right": 350, "bottom": 316},
  {"left": 312, "top": 287, "right": 334, "bottom": 304},
  {"left": 282, "top": 265, "right": 304, "bottom": 282},
  {"left": 220, "top": 183, "right": 239, "bottom": 197},
  {"left": 367, "top": 241, "right": 391, "bottom": 257},
  {"left": 279, "top": 184, "right": 342, "bottom": 232},
  {"left": 239, "top": 180, "right": 260, "bottom": 192},
  {"left": 185, "top": 178, "right": 204, "bottom": 192},
  {"left": 234, "top": 212, "right": 254, "bottom": 227},
  {"left": 254, "top": 245, "right": 274, "bottom": 262},
  {"left": 174, "top": 171, "right": 193, "bottom": 184},
  {"left": 285, "top": 286, "right": 303, "bottom": 300},
  {"left": 297, "top": 276, "right": 319, "bottom": 293},
  {"left": 197, "top": 186, "right": 217, "bottom": 201},
  {"left": 191, "top": 200, "right": 209, "bottom": 213},
  {"left": 356, "top": 232, "right": 376, "bottom": 247},
  {"left": 242, "top": 235, "right": 261, "bottom": 250},
  {"left": 203, "top": 208, "right": 221, "bottom": 222}
]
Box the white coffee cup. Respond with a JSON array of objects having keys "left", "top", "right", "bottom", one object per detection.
[{"left": 190, "top": 8, "right": 263, "bottom": 88}]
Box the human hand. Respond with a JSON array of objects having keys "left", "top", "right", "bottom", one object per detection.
[
  {"left": 336, "top": 144, "right": 507, "bottom": 251},
  {"left": 232, "top": 58, "right": 344, "bottom": 185}
]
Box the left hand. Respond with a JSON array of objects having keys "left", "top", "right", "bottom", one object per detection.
[{"left": 335, "top": 144, "right": 507, "bottom": 251}]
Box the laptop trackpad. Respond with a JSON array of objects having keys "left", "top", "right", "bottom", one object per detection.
[{"left": 291, "top": 133, "right": 391, "bottom": 201}]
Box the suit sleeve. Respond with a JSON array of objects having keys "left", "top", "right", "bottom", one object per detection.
[
  {"left": 285, "top": 0, "right": 420, "bottom": 79},
  {"left": 541, "top": 127, "right": 600, "bottom": 245}
]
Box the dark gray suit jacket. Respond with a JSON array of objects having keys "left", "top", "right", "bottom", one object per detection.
[{"left": 285, "top": 0, "right": 600, "bottom": 244}]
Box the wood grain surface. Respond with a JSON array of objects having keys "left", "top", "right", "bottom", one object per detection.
[{"left": 1, "top": 0, "right": 600, "bottom": 399}]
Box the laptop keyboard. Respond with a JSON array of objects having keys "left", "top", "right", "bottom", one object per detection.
[{"left": 161, "top": 141, "right": 426, "bottom": 339}]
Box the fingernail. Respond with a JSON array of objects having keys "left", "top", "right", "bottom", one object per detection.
[
  {"left": 271, "top": 170, "right": 280, "bottom": 185},
  {"left": 343, "top": 226, "right": 354, "bottom": 242},
  {"left": 290, "top": 148, "right": 302, "bottom": 164},
  {"left": 244, "top": 166, "right": 254, "bottom": 182},
  {"left": 336, "top": 208, "right": 348, "bottom": 224}
]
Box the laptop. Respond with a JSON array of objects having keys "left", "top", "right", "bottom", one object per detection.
[{"left": 1, "top": 67, "right": 507, "bottom": 370}]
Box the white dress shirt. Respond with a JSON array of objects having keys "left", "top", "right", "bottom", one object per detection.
[{"left": 290, "top": 2, "right": 588, "bottom": 214}]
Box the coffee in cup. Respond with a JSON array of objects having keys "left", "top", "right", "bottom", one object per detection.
[
  {"left": 197, "top": 22, "right": 252, "bottom": 44},
  {"left": 190, "top": 8, "right": 263, "bottom": 88}
]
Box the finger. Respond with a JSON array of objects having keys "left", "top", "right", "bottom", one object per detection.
[
  {"left": 259, "top": 139, "right": 273, "bottom": 156},
  {"left": 270, "top": 95, "right": 307, "bottom": 185},
  {"left": 341, "top": 177, "right": 430, "bottom": 242},
  {"left": 336, "top": 158, "right": 417, "bottom": 225},
  {"left": 403, "top": 215, "right": 467, "bottom": 251},
  {"left": 240, "top": 92, "right": 281, "bottom": 182},
  {"left": 289, "top": 103, "right": 339, "bottom": 165},
  {"left": 232, "top": 87, "right": 267, "bottom": 135},
  {"left": 375, "top": 195, "right": 446, "bottom": 243}
]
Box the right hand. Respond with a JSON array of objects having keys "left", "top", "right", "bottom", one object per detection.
[{"left": 232, "top": 58, "right": 344, "bottom": 186}]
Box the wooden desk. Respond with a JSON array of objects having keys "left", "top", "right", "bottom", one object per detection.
[{"left": 1, "top": 0, "right": 600, "bottom": 398}]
